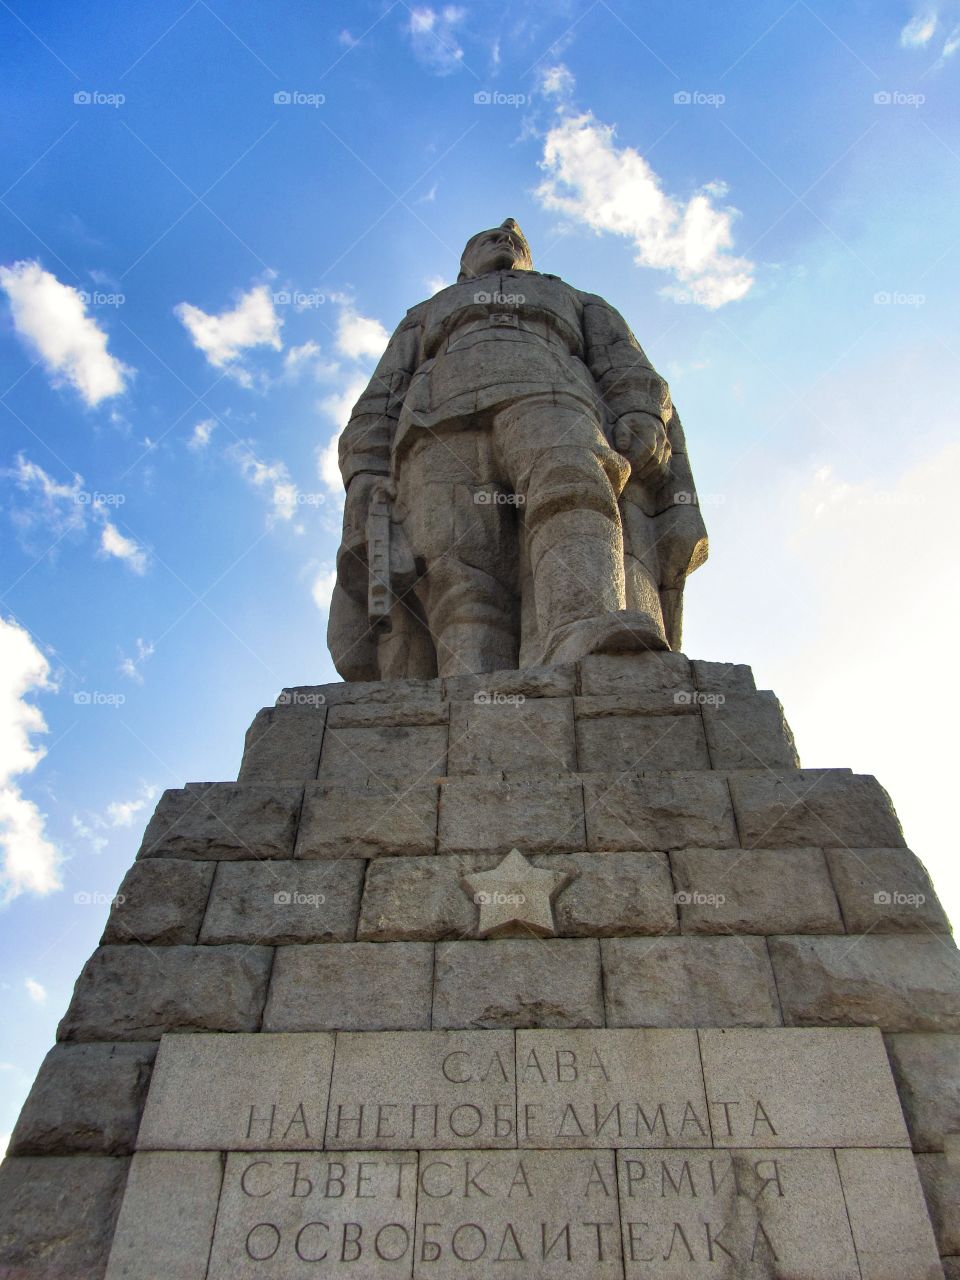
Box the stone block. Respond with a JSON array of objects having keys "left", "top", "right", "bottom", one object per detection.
[
  {"left": 104, "top": 1151, "right": 222, "bottom": 1280},
  {"left": 438, "top": 777, "right": 586, "bottom": 854},
  {"left": 357, "top": 854, "right": 495, "bottom": 941},
  {"left": 443, "top": 664, "right": 576, "bottom": 700},
  {"left": 543, "top": 851, "right": 678, "bottom": 936},
  {"left": 237, "top": 705, "right": 326, "bottom": 781},
  {"left": 296, "top": 781, "right": 438, "bottom": 858},
  {"left": 617, "top": 1147, "right": 860, "bottom": 1277},
  {"left": 432, "top": 939, "right": 603, "bottom": 1029},
  {"left": 262, "top": 942, "right": 433, "bottom": 1031},
  {"left": 584, "top": 772, "right": 738, "bottom": 852},
  {"left": 281, "top": 676, "right": 443, "bottom": 706},
  {"left": 414, "top": 1150, "right": 622, "bottom": 1277},
  {"left": 698, "top": 1027, "right": 909, "bottom": 1148},
  {"left": 887, "top": 1034, "right": 960, "bottom": 1152},
  {"left": 836, "top": 1148, "right": 944, "bottom": 1279},
  {"left": 199, "top": 859, "right": 364, "bottom": 944},
  {"left": 576, "top": 712, "right": 710, "bottom": 773},
  {"left": 0, "top": 1154, "right": 129, "bottom": 1279},
  {"left": 729, "top": 769, "right": 905, "bottom": 848},
  {"left": 670, "top": 846, "right": 843, "bottom": 934},
  {"left": 328, "top": 698, "right": 449, "bottom": 727},
  {"left": 138, "top": 1032, "right": 335, "bottom": 1150},
  {"left": 447, "top": 697, "right": 577, "bottom": 776},
  {"left": 317, "top": 723, "right": 448, "bottom": 785},
  {"left": 327, "top": 1031, "right": 516, "bottom": 1149},
  {"left": 516, "top": 1029, "right": 708, "bottom": 1148},
  {"left": 137, "top": 783, "right": 302, "bottom": 861},
  {"left": 101, "top": 859, "right": 215, "bottom": 945},
  {"left": 208, "top": 1150, "right": 418, "bottom": 1279},
  {"left": 943, "top": 1259, "right": 960, "bottom": 1280},
  {"left": 10, "top": 1042, "right": 156, "bottom": 1156},
  {"left": 826, "top": 848, "right": 952, "bottom": 934},
  {"left": 701, "top": 690, "right": 800, "bottom": 770},
  {"left": 770, "top": 935, "right": 960, "bottom": 1032},
  {"left": 602, "top": 936, "right": 782, "bottom": 1028},
  {"left": 578, "top": 651, "right": 693, "bottom": 700},
  {"left": 573, "top": 693, "right": 697, "bottom": 719},
  {"left": 57, "top": 944, "right": 273, "bottom": 1041},
  {"left": 918, "top": 1154, "right": 960, "bottom": 1255},
  {"left": 691, "top": 657, "right": 757, "bottom": 695}
]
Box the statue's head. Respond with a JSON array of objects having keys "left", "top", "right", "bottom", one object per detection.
[{"left": 457, "top": 218, "right": 533, "bottom": 281}]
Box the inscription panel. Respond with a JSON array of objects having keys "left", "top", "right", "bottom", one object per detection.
[{"left": 327, "top": 1031, "right": 517, "bottom": 1150}]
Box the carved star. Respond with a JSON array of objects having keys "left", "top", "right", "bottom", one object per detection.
[{"left": 462, "top": 848, "right": 576, "bottom": 939}]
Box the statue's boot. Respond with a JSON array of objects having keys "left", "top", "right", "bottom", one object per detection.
[{"left": 542, "top": 608, "right": 670, "bottom": 665}]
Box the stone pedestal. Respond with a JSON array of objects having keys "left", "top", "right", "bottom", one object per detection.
[{"left": 2, "top": 653, "right": 957, "bottom": 1277}]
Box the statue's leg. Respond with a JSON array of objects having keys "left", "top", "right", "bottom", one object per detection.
[
  {"left": 394, "top": 432, "right": 519, "bottom": 677},
  {"left": 493, "top": 395, "right": 668, "bottom": 663}
]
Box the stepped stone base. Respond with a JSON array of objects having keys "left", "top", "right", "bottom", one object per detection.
[{"left": 1, "top": 653, "right": 957, "bottom": 1277}]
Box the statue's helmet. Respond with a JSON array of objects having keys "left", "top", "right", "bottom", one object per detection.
[{"left": 457, "top": 218, "right": 533, "bottom": 281}]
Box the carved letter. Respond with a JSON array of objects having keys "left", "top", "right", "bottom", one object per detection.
[
  {"left": 375, "top": 1224, "right": 410, "bottom": 1262},
  {"left": 442, "top": 1051, "right": 471, "bottom": 1083},
  {"left": 452, "top": 1224, "right": 487, "bottom": 1262},
  {"left": 295, "top": 1222, "right": 328, "bottom": 1262},
  {"left": 240, "top": 1160, "right": 275, "bottom": 1199},
  {"left": 341, "top": 1222, "right": 362, "bottom": 1262},
  {"left": 541, "top": 1223, "right": 571, "bottom": 1261},
  {"left": 245, "top": 1223, "right": 281, "bottom": 1261}
]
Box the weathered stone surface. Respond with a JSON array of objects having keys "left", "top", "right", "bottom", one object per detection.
[
  {"left": 465, "top": 848, "right": 575, "bottom": 938},
  {"left": 836, "top": 1148, "right": 944, "bottom": 1279},
  {"left": 826, "top": 847, "right": 952, "bottom": 934},
  {"left": 10, "top": 1042, "right": 156, "bottom": 1156},
  {"left": 443, "top": 665, "right": 576, "bottom": 700},
  {"left": 917, "top": 1154, "right": 960, "bottom": 1254},
  {"left": 729, "top": 769, "right": 905, "bottom": 848},
  {"left": 263, "top": 942, "right": 433, "bottom": 1031},
  {"left": 58, "top": 944, "right": 273, "bottom": 1041},
  {"left": 0, "top": 1154, "right": 129, "bottom": 1279},
  {"left": 357, "top": 853, "right": 493, "bottom": 941},
  {"left": 573, "top": 693, "right": 697, "bottom": 719},
  {"left": 943, "top": 1258, "right": 960, "bottom": 1279},
  {"left": 138, "top": 1032, "right": 334, "bottom": 1150},
  {"left": 328, "top": 697, "right": 449, "bottom": 727},
  {"left": 138, "top": 782, "right": 302, "bottom": 860},
  {"left": 414, "top": 1149, "right": 623, "bottom": 1277},
  {"left": 317, "top": 723, "right": 448, "bottom": 785},
  {"left": 579, "top": 652, "right": 693, "bottom": 702},
  {"left": 237, "top": 705, "right": 326, "bottom": 781},
  {"left": 544, "top": 851, "right": 678, "bottom": 936},
  {"left": 516, "top": 1029, "right": 708, "bottom": 1149},
  {"left": 699, "top": 1027, "right": 909, "bottom": 1148},
  {"left": 602, "top": 936, "right": 782, "bottom": 1028},
  {"left": 447, "top": 697, "right": 577, "bottom": 775},
  {"left": 296, "top": 781, "right": 437, "bottom": 858},
  {"left": 670, "top": 846, "right": 843, "bottom": 934},
  {"left": 584, "top": 772, "right": 738, "bottom": 852},
  {"left": 281, "top": 677, "right": 443, "bottom": 707},
  {"left": 691, "top": 657, "right": 756, "bottom": 695},
  {"left": 327, "top": 1031, "right": 516, "bottom": 1149},
  {"left": 208, "top": 1150, "right": 419, "bottom": 1278},
  {"left": 105, "top": 1151, "right": 222, "bottom": 1280},
  {"left": 199, "top": 859, "right": 364, "bottom": 944},
  {"left": 433, "top": 939, "right": 603, "bottom": 1029},
  {"left": 617, "top": 1147, "right": 860, "bottom": 1277},
  {"left": 887, "top": 1033, "right": 960, "bottom": 1152},
  {"left": 770, "top": 935, "right": 960, "bottom": 1032},
  {"left": 439, "top": 777, "right": 586, "bottom": 854},
  {"left": 576, "top": 712, "right": 710, "bottom": 772},
  {"left": 101, "top": 858, "right": 215, "bottom": 945},
  {"left": 701, "top": 690, "right": 800, "bottom": 770}
]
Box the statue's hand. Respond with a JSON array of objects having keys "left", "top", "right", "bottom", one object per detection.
[{"left": 613, "top": 412, "right": 672, "bottom": 482}]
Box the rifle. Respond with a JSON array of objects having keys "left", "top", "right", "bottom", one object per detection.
[{"left": 365, "top": 481, "right": 416, "bottom": 632}]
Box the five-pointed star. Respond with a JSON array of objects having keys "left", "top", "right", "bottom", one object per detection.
[{"left": 462, "top": 848, "right": 576, "bottom": 938}]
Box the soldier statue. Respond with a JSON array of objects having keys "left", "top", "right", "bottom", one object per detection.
[{"left": 328, "top": 219, "right": 707, "bottom": 680}]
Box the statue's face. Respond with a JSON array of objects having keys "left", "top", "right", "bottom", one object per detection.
[{"left": 460, "top": 224, "right": 532, "bottom": 278}]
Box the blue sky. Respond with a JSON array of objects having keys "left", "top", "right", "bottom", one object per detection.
[{"left": 1, "top": 0, "right": 958, "bottom": 1145}]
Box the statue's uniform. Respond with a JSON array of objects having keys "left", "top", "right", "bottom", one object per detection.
[{"left": 330, "top": 269, "right": 705, "bottom": 679}]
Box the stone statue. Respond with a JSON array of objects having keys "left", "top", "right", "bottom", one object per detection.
[{"left": 328, "top": 219, "right": 707, "bottom": 680}]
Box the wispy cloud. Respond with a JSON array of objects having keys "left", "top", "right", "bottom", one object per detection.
[
  {"left": 99, "top": 521, "right": 148, "bottom": 574},
  {"left": 335, "top": 307, "right": 390, "bottom": 361},
  {"left": 407, "top": 5, "right": 466, "bottom": 75},
  {"left": 119, "top": 638, "right": 154, "bottom": 683},
  {"left": 175, "top": 284, "right": 283, "bottom": 386},
  {"left": 227, "top": 442, "right": 300, "bottom": 526},
  {"left": 900, "top": 8, "right": 938, "bottom": 46},
  {"left": 24, "top": 977, "right": 47, "bottom": 1004},
  {"left": 187, "top": 419, "right": 216, "bottom": 451}
]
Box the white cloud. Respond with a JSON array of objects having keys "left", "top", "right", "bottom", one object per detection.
[
  {"left": 311, "top": 568, "right": 337, "bottom": 610},
  {"left": 99, "top": 520, "right": 148, "bottom": 574},
  {"left": 283, "top": 341, "right": 340, "bottom": 382},
  {"left": 900, "top": 8, "right": 938, "bottom": 46},
  {"left": 407, "top": 5, "right": 465, "bottom": 74},
  {"left": 941, "top": 21, "right": 960, "bottom": 57},
  {"left": 174, "top": 284, "right": 283, "bottom": 382},
  {"left": 0, "top": 260, "right": 131, "bottom": 406},
  {"left": 335, "top": 308, "right": 390, "bottom": 361},
  {"left": 229, "top": 443, "right": 299, "bottom": 525},
  {"left": 24, "top": 977, "right": 46, "bottom": 1004},
  {"left": 339, "top": 29, "right": 359, "bottom": 47},
  {"left": 71, "top": 813, "right": 107, "bottom": 854},
  {"left": 119, "top": 638, "right": 154, "bottom": 683},
  {"left": 425, "top": 275, "right": 451, "bottom": 295},
  {"left": 0, "top": 617, "right": 61, "bottom": 901},
  {"left": 317, "top": 374, "right": 369, "bottom": 493},
  {"left": 536, "top": 111, "right": 754, "bottom": 308},
  {"left": 106, "top": 783, "right": 159, "bottom": 828},
  {"left": 540, "top": 63, "right": 575, "bottom": 98},
  {"left": 187, "top": 419, "right": 215, "bottom": 451}
]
